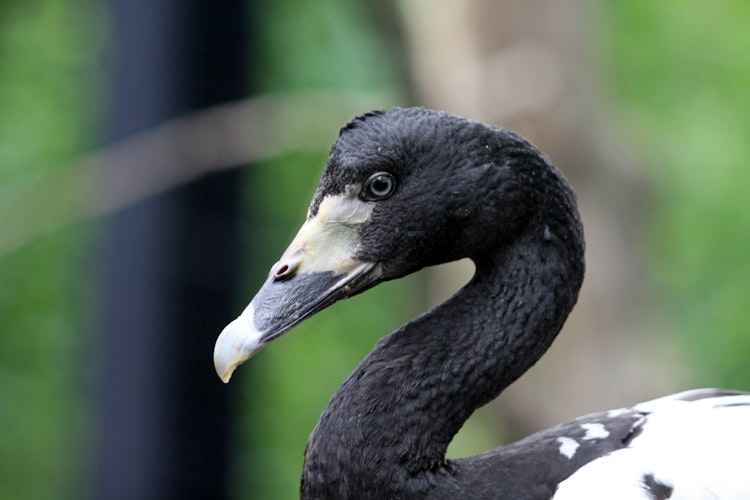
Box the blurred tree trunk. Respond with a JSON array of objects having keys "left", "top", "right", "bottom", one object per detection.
[
  {"left": 93, "top": 1, "right": 253, "bottom": 497},
  {"left": 397, "top": 0, "right": 686, "bottom": 440}
]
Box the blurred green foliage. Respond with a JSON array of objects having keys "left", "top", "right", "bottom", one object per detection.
[
  {"left": 254, "top": 0, "right": 398, "bottom": 92},
  {"left": 596, "top": 1, "right": 750, "bottom": 387},
  {"left": 0, "top": 1, "right": 102, "bottom": 498}
]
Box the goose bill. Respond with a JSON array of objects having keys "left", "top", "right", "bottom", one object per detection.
[{"left": 213, "top": 200, "right": 380, "bottom": 383}]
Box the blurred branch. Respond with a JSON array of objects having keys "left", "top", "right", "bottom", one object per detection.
[{"left": 0, "top": 89, "right": 403, "bottom": 258}]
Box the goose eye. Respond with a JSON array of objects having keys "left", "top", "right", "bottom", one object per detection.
[{"left": 361, "top": 172, "right": 396, "bottom": 201}]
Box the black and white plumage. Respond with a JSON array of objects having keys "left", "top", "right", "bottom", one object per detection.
[{"left": 213, "top": 108, "right": 750, "bottom": 499}]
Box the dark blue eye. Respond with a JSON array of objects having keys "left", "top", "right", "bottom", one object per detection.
[{"left": 361, "top": 172, "right": 396, "bottom": 201}]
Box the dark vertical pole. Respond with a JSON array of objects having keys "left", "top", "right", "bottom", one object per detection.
[{"left": 95, "top": 1, "right": 252, "bottom": 498}]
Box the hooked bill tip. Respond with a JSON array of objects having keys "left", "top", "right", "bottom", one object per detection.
[{"left": 213, "top": 304, "right": 264, "bottom": 383}]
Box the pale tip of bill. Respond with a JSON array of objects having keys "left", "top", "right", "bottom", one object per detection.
[{"left": 213, "top": 305, "right": 264, "bottom": 383}]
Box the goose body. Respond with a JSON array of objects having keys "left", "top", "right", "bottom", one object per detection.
[{"left": 214, "top": 108, "right": 750, "bottom": 499}]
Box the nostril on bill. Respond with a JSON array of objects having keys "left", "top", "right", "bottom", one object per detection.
[{"left": 272, "top": 256, "right": 300, "bottom": 282}]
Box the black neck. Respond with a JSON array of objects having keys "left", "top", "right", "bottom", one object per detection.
[{"left": 301, "top": 200, "right": 584, "bottom": 499}]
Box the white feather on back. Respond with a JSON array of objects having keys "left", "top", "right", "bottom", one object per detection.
[{"left": 553, "top": 393, "right": 750, "bottom": 500}]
